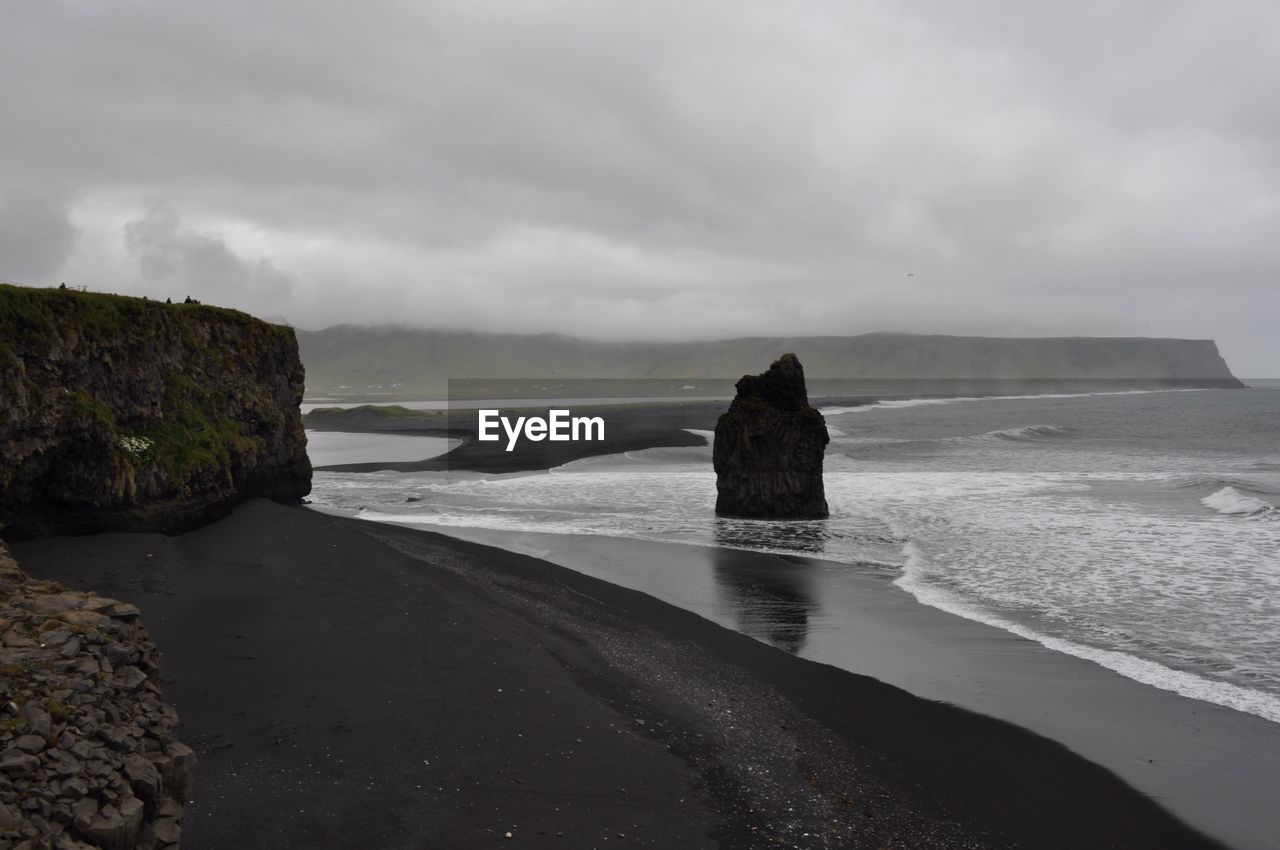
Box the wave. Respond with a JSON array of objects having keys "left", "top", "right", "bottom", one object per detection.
[
  {"left": 832, "top": 424, "right": 1074, "bottom": 451},
  {"left": 820, "top": 387, "right": 1205, "bottom": 417},
  {"left": 821, "top": 399, "right": 953, "bottom": 415},
  {"left": 894, "top": 540, "right": 1280, "bottom": 724},
  {"left": 1201, "top": 486, "right": 1276, "bottom": 517},
  {"left": 683, "top": 428, "right": 715, "bottom": 445},
  {"left": 980, "top": 424, "right": 1076, "bottom": 442},
  {"left": 688, "top": 425, "right": 849, "bottom": 442},
  {"left": 1170, "top": 475, "right": 1280, "bottom": 496},
  {"left": 317, "top": 454, "right": 1280, "bottom": 727}
]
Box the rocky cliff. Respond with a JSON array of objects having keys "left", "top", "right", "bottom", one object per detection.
[
  {"left": 713, "top": 354, "right": 830, "bottom": 519},
  {"left": 0, "top": 284, "right": 311, "bottom": 538},
  {"left": 0, "top": 542, "right": 195, "bottom": 849}
]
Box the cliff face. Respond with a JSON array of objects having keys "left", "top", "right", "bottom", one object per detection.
[
  {"left": 0, "top": 284, "right": 311, "bottom": 538},
  {"left": 713, "top": 354, "right": 830, "bottom": 519}
]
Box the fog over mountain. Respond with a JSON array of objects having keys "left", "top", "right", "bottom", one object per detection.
[
  {"left": 3, "top": 2, "right": 1278, "bottom": 374},
  {"left": 297, "top": 326, "right": 1242, "bottom": 394}
]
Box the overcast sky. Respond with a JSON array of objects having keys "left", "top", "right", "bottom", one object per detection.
[{"left": 3, "top": 1, "right": 1277, "bottom": 373}]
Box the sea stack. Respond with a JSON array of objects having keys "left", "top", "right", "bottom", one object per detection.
[{"left": 713, "top": 353, "right": 830, "bottom": 519}]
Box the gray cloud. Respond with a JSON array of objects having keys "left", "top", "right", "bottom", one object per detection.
[
  {"left": 3, "top": 1, "right": 1278, "bottom": 372},
  {"left": 0, "top": 187, "right": 78, "bottom": 282},
  {"left": 123, "top": 204, "right": 294, "bottom": 308}
]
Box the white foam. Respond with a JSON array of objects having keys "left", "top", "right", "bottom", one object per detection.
[
  {"left": 683, "top": 428, "right": 715, "bottom": 445},
  {"left": 894, "top": 541, "right": 1280, "bottom": 724},
  {"left": 1202, "top": 486, "right": 1274, "bottom": 516},
  {"left": 980, "top": 424, "right": 1073, "bottom": 442},
  {"left": 821, "top": 398, "right": 954, "bottom": 415},
  {"left": 314, "top": 453, "right": 1280, "bottom": 726},
  {"left": 820, "top": 387, "right": 1204, "bottom": 417}
]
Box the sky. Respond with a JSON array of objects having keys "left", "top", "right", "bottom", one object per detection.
[{"left": 2, "top": 1, "right": 1277, "bottom": 374}]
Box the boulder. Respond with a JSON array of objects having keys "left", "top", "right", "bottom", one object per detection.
[
  {"left": 0, "top": 543, "right": 193, "bottom": 849},
  {"left": 713, "top": 354, "right": 830, "bottom": 519}
]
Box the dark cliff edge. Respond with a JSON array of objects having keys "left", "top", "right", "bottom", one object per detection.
[
  {"left": 714, "top": 354, "right": 830, "bottom": 519},
  {"left": 0, "top": 284, "right": 311, "bottom": 540}
]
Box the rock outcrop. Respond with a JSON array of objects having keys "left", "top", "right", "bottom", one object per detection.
[
  {"left": 713, "top": 354, "right": 829, "bottom": 519},
  {"left": 0, "top": 542, "right": 194, "bottom": 849},
  {"left": 0, "top": 284, "right": 311, "bottom": 538}
]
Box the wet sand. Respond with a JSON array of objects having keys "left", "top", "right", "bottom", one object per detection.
[
  {"left": 11, "top": 500, "right": 1226, "bottom": 849},
  {"left": 404, "top": 524, "right": 1280, "bottom": 850}
]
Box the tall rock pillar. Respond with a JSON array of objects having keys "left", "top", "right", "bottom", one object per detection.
[{"left": 713, "top": 353, "right": 829, "bottom": 519}]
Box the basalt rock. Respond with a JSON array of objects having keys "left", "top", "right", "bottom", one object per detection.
[
  {"left": 0, "top": 542, "right": 194, "bottom": 849},
  {"left": 713, "top": 354, "right": 829, "bottom": 519},
  {"left": 0, "top": 283, "right": 311, "bottom": 538}
]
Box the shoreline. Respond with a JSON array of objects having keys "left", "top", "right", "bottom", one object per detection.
[
  {"left": 383, "top": 521, "right": 1280, "bottom": 850},
  {"left": 306, "top": 383, "right": 1248, "bottom": 475},
  {"left": 10, "top": 500, "right": 1230, "bottom": 849},
  {"left": 310, "top": 399, "right": 733, "bottom": 474}
]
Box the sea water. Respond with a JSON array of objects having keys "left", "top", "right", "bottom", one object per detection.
[{"left": 309, "top": 383, "right": 1280, "bottom": 724}]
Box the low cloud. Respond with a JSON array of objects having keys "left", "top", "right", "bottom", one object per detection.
[
  {"left": 0, "top": 187, "right": 78, "bottom": 283},
  {"left": 123, "top": 204, "right": 294, "bottom": 310},
  {"left": 4, "top": 1, "right": 1278, "bottom": 372}
]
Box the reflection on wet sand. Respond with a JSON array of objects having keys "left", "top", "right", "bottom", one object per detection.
[{"left": 710, "top": 520, "right": 823, "bottom": 653}]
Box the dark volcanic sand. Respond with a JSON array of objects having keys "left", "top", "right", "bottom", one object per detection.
[
  {"left": 309, "top": 396, "right": 899, "bottom": 474},
  {"left": 313, "top": 401, "right": 729, "bottom": 474},
  {"left": 12, "top": 501, "right": 1221, "bottom": 849}
]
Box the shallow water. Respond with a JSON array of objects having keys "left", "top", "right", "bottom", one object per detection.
[{"left": 304, "top": 431, "right": 459, "bottom": 467}]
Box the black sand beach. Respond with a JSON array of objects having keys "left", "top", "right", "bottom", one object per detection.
[
  {"left": 310, "top": 400, "right": 729, "bottom": 474},
  {"left": 13, "top": 500, "right": 1223, "bottom": 849},
  {"left": 428, "top": 525, "right": 1280, "bottom": 850}
]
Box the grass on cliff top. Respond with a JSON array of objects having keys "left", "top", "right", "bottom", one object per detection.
[
  {"left": 1, "top": 282, "right": 290, "bottom": 495},
  {"left": 0, "top": 282, "right": 294, "bottom": 349},
  {"left": 1, "top": 280, "right": 296, "bottom": 406}
]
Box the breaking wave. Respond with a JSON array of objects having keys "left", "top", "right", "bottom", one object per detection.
[
  {"left": 1201, "top": 486, "right": 1276, "bottom": 517},
  {"left": 820, "top": 388, "right": 1202, "bottom": 418},
  {"left": 980, "top": 424, "right": 1076, "bottom": 442}
]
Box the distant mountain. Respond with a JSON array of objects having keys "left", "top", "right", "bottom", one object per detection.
[{"left": 295, "top": 325, "right": 1244, "bottom": 395}]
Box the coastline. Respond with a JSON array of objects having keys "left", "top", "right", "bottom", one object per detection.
[
  {"left": 11, "top": 499, "right": 1228, "bottom": 849},
  {"left": 298, "top": 387, "right": 1280, "bottom": 847},
  {"left": 306, "top": 384, "right": 1243, "bottom": 476},
  {"left": 309, "top": 400, "right": 728, "bottom": 474},
  {"left": 308, "top": 398, "right": 883, "bottom": 474},
  {"left": 389, "top": 522, "right": 1280, "bottom": 850}
]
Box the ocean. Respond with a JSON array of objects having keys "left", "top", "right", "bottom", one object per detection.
[{"left": 309, "top": 383, "right": 1280, "bottom": 725}]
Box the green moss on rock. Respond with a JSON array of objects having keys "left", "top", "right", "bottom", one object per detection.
[{"left": 0, "top": 282, "right": 311, "bottom": 538}]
